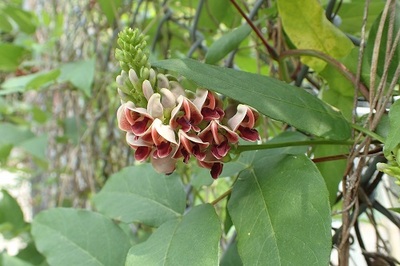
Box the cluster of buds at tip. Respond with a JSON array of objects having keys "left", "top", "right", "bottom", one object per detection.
[{"left": 115, "top": 28, "right": 260, "bottom": 179}]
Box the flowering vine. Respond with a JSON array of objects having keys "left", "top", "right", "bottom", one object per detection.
[{"left": 115, "top": 28, "right": 260, "bottom": 179}]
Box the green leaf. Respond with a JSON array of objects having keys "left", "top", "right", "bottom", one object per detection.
[
  {"left": 384, "top": 100, "right": 400, "bottom": 157},
  {"left": 2, "top": 6, "right": 36, "bottom": 34},
  {"left": 0, "top": 190, "right": 27, "bottom": 238},
  {"left": 153, "top": 58, "right": 351, "bottom": 140},
  {"left": 0, "top": 123, "right": 34, "bottom": 146},
  {"left": 277, "top": 0, "right": 354, "bottom": 71},
  {"left": 93, "top": 164, "right": 186, "bottom": 227},
  {"left": 220, "top": 240, "right": 242, "bottom": 266},
  {"left": 199, "top": 0, "right": 238, "bottom": 31},
  {"left": 16, "top": 241, "right": 46, "bottom": 266},
  {"left": 0, "top": 69, "right": 60, "bottom": 95},
  {"left": 1, "top": 253, "right": 34, "bottom": 266},
  {"left": 205, "top": 24, "right": 252, "bottom": 64},
  {"left": 338, "top": 1, "right": 385, "bottom": 35},
  {"left": 0, "top": 44, "right": 27, "bottom": 72},
  {"left": 31, "top": 208, "right": 131, "bottom": 266},
  {"left": 315, "top": 145, "right": 348, "bottom": 206},
  {"left": 18, "top": 134, "right": 48, "bottom": 161},
  {"left": 228, "top": 153, "right": 331, "bottom": 265},
  {"left": 365, "top": 2, "right": 400, "bottom": 85},
  {"left": 97, "top": 0, "right": 122, "bottom": 26},
  {"left": 125, "top": 204, "right": 221, "bottom": 266},
  {"left": 59, "top": 58, "right": 95, "bottom": 97},
  {"left": 0, "top": 9, "right": 13, "bottom": 33}
]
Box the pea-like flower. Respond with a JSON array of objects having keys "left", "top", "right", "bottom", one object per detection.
[{"left": 115, "top": 28, "right": 260, "bottom": 179}]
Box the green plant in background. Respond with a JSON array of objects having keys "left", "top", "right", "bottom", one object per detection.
[{"left": 0, "top": 0, "right": 399, "bottom": 265}]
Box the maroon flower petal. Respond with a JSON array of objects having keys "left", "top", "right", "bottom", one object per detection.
[
  {"left": 135, "top": 146, "right": 152, "bottom": 161},
  {"left": 238, "top": 126, "right": 260, "bottom": 141},
  {"left": 155, "top": 142, "right": 173, "bottom": 158},
  {"left": 211, "top": 141, "right": 230, "bottom": 159},
  {"left": 131, "top": 117, "right": 152, "bottom": 135},
  {"left": 211, "top": 162, "right": 223, "bottom": 179}
]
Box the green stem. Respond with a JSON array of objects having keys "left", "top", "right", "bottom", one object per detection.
[
  {"left": 211, "top": 188, "right": 232, "bottom": 206},
  {"left": 351, "top": 123, "right": 385, "bottom": 143},
  {"left": 234, "top": 139, "right": 354, "bottom": 153}
]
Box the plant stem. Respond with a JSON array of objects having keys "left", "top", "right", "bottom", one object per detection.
[
  {"left": 351, "top": 123, "right": 385, "bottom": 143},
  {"left": 234, "top": 139, "right": 354, "bottom": 153},
  {"left": 211, "top": 188, "right": 232, "bottom": 206},
  {"left": 229, "top": 0, "right": 279, "bottom": 61}
]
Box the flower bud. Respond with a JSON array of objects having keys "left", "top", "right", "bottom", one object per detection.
[
  {"left": 128, "top": 69, "right": 139, "bottom": 84},
  {"left": 160, "top": 88, "right": 176, "bottom": 109},
  {"left": 157, "top": 73, "right": 170, "bottom": 90},
  {"left": 142, "top": 80, "right": 154, "bottom": 101},
  {"left": 147, "top": 93, "right": 164, "bottom": 119}
]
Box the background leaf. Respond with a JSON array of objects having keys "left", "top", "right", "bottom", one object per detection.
[
  {"left": 93, "top": 164, "right": 186, "bottom": 227},
  {"left": 97, "top": 0, "right": 122, "bottom": 26},
  {"left": 125, "top": 204, "right": 221, "bottom": 266},
  {"left": 277, "top": 0, "right": 354, "bottom": 71},
  {"left": 0, "top": 190, "right": 27, "bottom": 238},
  {"left": 0, "top": 44, "right": 27, "bottom": 72},
  {"left": 31, "top": 208, "right": 131, "bottom": 266},
  {"left": 153, "top": 58, "right": 351, "bottom": 140},
  {"left": 337, "top": 1, "right": 385, "bottom": 35},
  {"left": 205, "top": 24, "right": 251, "bottom": 64},
  {"left": 365, "top": 2, "right": 400, "bottom": 84},
  {"left": 384, "top": 100, "right": 400, "bottom": 157},
  {"left": 58, "top": 58, "right": 95, "bottom": 97},
  {"left": 3, "top": 6, "right": 36, "bottom": 34},
  {"left": 0, "top": 69, "right": 60, "bottom": 95},
  {"left": 228, "top": 152, "right": 331, "bottom": 265}
]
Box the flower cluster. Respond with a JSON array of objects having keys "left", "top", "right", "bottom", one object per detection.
[{"left": 115, "top": 28, "right": 260, "bottom": 179}]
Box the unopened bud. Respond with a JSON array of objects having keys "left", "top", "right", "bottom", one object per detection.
[
  {"left": 160, "top": 88, "right": 176, "bottom": 109},
  {"left": 129, "top": 69, "right": 139, "bottom": 84},
  {"left": 157, "top": 74, "right": 170, "bottom": 90},
  {"left": 142, "top": 80, "right": 154, "bottom": 101}
]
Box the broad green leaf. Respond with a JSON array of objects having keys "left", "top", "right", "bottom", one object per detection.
[
  {"left": 199, "top": 0, "right": 238, "bottom": 31},
  {"left": 277, "top": 0, "right": 354, "bottom": 71},
  {"left": 19, "top": 134, "right": 48, "bottom": 161},
  {"left": 98, "top": 0, "right": 122, "bottom": 25},
  {"left": 0, "top": 190, "right": 27, "bottom": 238},
  {"left": 0, "top": 44, "right": 26, "bottom": 72},
  {"left": 58, "top": 58, "right": 95, "bottom": 97},
  {"left": 315, "top": 145, "right": 348, "bottom": 206},
  {"left": 31, "top": 208, "right": 131, "bottom": 266},
  {"left": 228, "top": 153, "right": 331, "bottom": 265},
  {"left": 0, "top": 10, "right": 13, "bottom": 33},
  {"left": 205, "top": 24, "right": 252, "bottom": 64},
  {"left": 384, "top": 100, "right": 400, "bottom": 157},
  {"left": 1, "top": 253, "right": 33, "bottom": 266},
  {"left": 27, "top": 69, "right": 60, "bottom": 89},
  {"left": 93, "top": 164, "right": 186, "bottom": 227},
  {"left": 365, "top": 2, "right": 400, "bottom": 85},
  {"left": 0, "top": 123, "right": 34, "bottom": 146},
  {"left": 125, "top": 204, "right": 221, "bottom": 266},
  {"left": 0, "top": 69, "right": 60, "bottom": 95},
  {"left": 16, "top": 241, "right": 46, "bottom": 266},
  {"left": 220, "top": 240, "right": 242, "bottom": 266},
  {"left": 3, "top": 6, "right": 36, "bottom": 34},
  {"left": 153, "top": 58, "right": 351, "bottom": 140},
  {"left": 338, "top": 1, "right": 385, "bottom": 35},
  {"left": 0, "top": 144, "right": 13, "bottom": 163}
]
